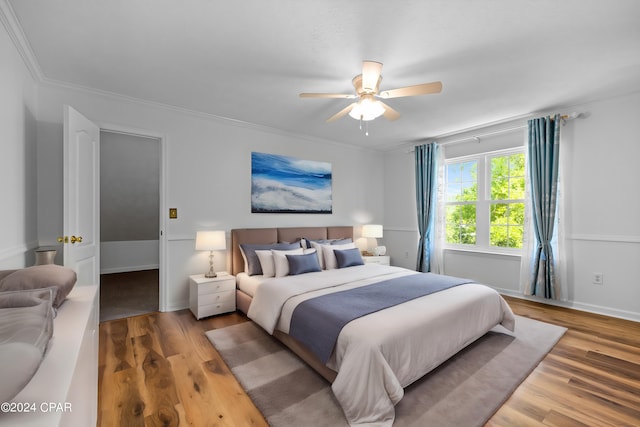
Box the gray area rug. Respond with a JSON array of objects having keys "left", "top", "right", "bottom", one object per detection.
[{"left": 206, "top": 315, "right": 566, "bottom": 426}]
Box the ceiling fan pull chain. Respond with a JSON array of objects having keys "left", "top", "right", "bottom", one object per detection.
[{"left": 365, "top": 120, "right": 369, "bottom": 136}]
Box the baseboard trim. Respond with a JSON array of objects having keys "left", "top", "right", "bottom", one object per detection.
[
  {"left": 100, "top": 264, "right": 159, "bottom": 275},
  {"left": 497, "top": 288, "right": 640, "bottom": 323},
  {"left": 163, "top": 301, "right": 189, "bottom": 313}
]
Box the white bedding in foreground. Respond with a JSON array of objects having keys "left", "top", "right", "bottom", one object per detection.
[{"left": 247, "top": 264, "right": 515, "bottom": 426}]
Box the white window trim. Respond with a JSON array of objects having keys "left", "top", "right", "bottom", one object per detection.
[{"left": 444, "top": 146, "right": 525, "bottom": 256}]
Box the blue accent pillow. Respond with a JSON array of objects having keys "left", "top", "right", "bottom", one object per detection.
[
  {"left": 334, "top": 248, "right": 364, "bottom": 268},
  {"left": 240, "top": 242, "right": 300, "bottom": 275},
  {"left": 286, "top": 252, "right": 322, "bottom": 275}
]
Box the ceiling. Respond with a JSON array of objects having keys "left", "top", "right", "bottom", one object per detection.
[{"left": 7, "top": 0, "right": 640, "bottom": 150}]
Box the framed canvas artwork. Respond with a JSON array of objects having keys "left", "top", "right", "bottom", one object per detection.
[{"left": 251, "top": 152, "right": 332, "bottom": 213}]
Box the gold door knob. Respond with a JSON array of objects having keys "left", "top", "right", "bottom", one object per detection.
[
  {"left": 57, "top": 236, "right": 69, "bottom": 243},
  {"left": 70, "top": 235, "right": 83, "bottom": 244}
]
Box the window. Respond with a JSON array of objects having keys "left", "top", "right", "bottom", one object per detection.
[{"left": 444, "top": 148, "right": 525, "bottom": 252}]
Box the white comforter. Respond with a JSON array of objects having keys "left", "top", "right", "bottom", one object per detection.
[{"left": 247, "top": 264, "right": 515, "bottom": 426}]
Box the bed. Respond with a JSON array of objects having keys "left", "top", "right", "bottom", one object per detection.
[{"left": 231, "top": 226, "right": 515, "bottom": 426}]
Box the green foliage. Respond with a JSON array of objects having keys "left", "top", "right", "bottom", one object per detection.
[
  {"left": 446, "top": 205, "right": 476, "bottom": 244},
  {"left": 490, "top": 203, "right": 524, "bottom": 248}
]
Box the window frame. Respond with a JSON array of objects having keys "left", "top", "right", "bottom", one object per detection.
[{"left": 443, "top": 147, "right": 525, "bottom": 256}]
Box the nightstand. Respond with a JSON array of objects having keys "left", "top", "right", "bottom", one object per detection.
[
  {"left": 189, "top": 273, "right": 236, "bottom": 319},
  {"left": 362, "top": 255, "right": 390, "bottom": 266}
]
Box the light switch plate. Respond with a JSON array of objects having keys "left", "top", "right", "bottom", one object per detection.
[{"left": 169, "top": 208, "right": 178, "bottom": 219}]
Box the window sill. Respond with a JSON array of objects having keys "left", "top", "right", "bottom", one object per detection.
[{"left": 443, "top": 246, "right": 522, "bottom": 259}]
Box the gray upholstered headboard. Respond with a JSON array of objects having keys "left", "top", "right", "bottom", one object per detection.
[{"left": 230, "top": 226, "right": 354, "bottom": 276}]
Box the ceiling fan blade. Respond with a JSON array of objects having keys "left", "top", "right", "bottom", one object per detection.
[
  {"left": 362, "top": 61, "right": 383, "bottom": 92},
  {"left": 380, "top": 101, "right": 401, "bottom": 121},
  {"left": 300, "top": 93, "right": 357, "bottom": 99},
  {"left": 326, "top": 103, "right": 355, "bottom": 123},
  {"left": 379, "top": 81, "right": 442, "bottom": 98}
]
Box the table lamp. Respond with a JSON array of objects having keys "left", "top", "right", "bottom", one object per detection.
[{"left": 195, "top": 230, "right": 226, "bottom": 278}]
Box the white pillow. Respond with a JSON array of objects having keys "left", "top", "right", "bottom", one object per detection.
[
  {"left": 309, "top": 241, "right": 326, "bottom": 269},
  {"left": 272, "top": 248, "right": 304, "bottom": 277},
  {"left": 255, "top": 250, "right": 275, "bottom": 278},
  {"left": 322, "top": 242, "right": 357, "bottom": 270}
]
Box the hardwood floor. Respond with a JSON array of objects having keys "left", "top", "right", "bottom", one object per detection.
[{"left": 98, "top": 297, "right": 640, "bottom": 426}]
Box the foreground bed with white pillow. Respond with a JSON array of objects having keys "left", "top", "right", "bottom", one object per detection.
[{"left": 0, "top": 266, "right": 98, "bottom": 427}]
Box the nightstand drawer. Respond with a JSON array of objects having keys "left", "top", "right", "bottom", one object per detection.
[
  {"left": 199, "top": 289, "right": 235, "bottom": 305},
  {"left": 196, "top": 278, "right": 235, "bottom": 295},
  {"left": 198, "top": 300, "right": 236, "bottom": 318},
  {"left": 363, "top": 255, "right": 390, "bottom": 266}
]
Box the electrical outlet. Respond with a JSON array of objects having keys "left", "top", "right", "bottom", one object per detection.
[{"left": 592, "top": 273, "right": 603, "bottom": 285}]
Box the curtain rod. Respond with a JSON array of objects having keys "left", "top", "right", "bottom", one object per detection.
[{"left": 408, "top": 112, "right": 583, "bottom": 151}]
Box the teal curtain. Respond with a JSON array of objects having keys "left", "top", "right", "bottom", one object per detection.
[
  {"left": 527, "top": 115, "right": 560, "bottom": 298},
  {"left": 415, "top": 143, "right": 439, "bottom": 272}
]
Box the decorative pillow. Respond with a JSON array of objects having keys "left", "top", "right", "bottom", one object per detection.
[
  {"left": 301, "top": 238, "right": 330, "bottom": 249},
  {"left": 255, "top": 250, "right": 276, "bottom": 278},
  {"left": 0, "top": 265, "right": 76, "bottom": 308},
  {"left": 0, "top": 288, "right": 55, "bottom": 402},
  {"left": 272, "top": 248, "right": 304, "bottom": 277},
  {"left": 330, "top": 238, "right": 353, "bottom": 245},
  {"left": 287, "top": 251, "right": 322, "bottom": 275},
  {"left": 240, "top": 243, "right": 300, "bottom": 275},
  {"left": 303, "top": 237, "right": 352, "bottom": 249},
  {"left": 322, "top": 242, "right": 357, "bottom": 270},
  {"left": 334, "top": 248, "right": 365, "bottom": 268},
  {"left": 309, "top": 241, "right": 328, "bottom": 269}
]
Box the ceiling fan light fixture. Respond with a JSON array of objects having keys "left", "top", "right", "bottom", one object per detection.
[{"left": 348, "top": 96, "right": 385, "bottom": 121}]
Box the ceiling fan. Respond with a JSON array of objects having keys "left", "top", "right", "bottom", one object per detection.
[{"left": 299, "top": 60, "right": 442, "bottom": 125}]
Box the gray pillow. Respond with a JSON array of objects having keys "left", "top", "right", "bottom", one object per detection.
[
  {"left": 0, "top": 265, "right": 77, "bottom": 308},
  {"left": 334, "top": 248, "right": 365, "bottom": 268},
  {"left": 0, "top": 288, "right": 55, "bottom": 402},
  {"left": 331, "top": 238, "right": 353, "bottom": 245},
  {"left": 286, "top": 252, "right": 322, "bottom": 275}
]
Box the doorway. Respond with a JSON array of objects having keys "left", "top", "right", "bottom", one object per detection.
[{"left": 99, "top": 130, "right": 161, "bottom": 321}]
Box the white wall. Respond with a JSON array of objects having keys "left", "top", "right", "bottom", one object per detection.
[
  {"left": 34, "top": 84, "right": 385, "bottom": 310},
  {"left": 0, "top": 17, "right": 38, "bottom": 269},
  {"left": 384, "top": 92, "right": 640, "bottom": 321}
]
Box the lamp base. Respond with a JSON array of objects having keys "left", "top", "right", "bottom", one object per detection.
[{"left": 204, "top": 252, "right": 217, "bottom": 278}]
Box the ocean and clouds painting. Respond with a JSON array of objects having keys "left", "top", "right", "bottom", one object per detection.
[{"left": 251, "top": 152, "right": 332, "bottom": 213}]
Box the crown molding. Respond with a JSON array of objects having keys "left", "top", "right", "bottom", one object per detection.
[{"left": 0, "top": 0, "right": 44, "bottom": 81}]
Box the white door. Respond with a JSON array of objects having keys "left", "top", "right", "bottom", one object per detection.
[{"left": 63, "top": 105, "right": 100, "bottom": 286}]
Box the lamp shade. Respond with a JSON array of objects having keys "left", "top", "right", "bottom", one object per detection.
[
  {"left": 195, "top": 230, "right": 226, "bottom": 251},
  {"left": 362, "top": 224, "right": 383, "bottom": 238}
]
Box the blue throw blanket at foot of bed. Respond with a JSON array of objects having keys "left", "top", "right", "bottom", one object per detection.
[{"left": 289, "top": 272, "right": 473, "bottom": 363}]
